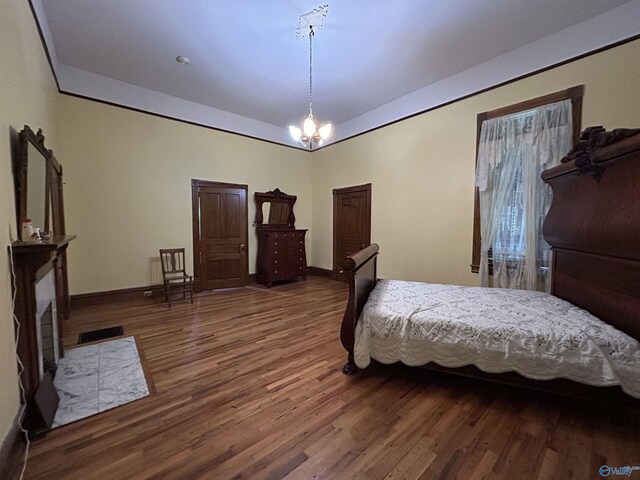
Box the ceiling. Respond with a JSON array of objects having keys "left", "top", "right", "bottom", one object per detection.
[{"left": 32, "top": 0, "right": 640, "bottom": 150}]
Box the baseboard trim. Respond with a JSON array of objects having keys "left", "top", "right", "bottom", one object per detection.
[
  {"left": 71, "top": 284, "right": 165, "bottom": 308},
  {"left": 308, "top": 266, "right": 335, "bottom": 279},
  {"left": 71, "top": 268, "right": 340, "bottom": 308},
  {"left": 309, "top": 266, "right": 347, "bottom": 282},
  {"left": 0, "top": 409, "right": 27, "bottom": 480}
]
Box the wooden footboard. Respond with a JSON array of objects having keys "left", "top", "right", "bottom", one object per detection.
[{"left": 339, "top": 243, "right": 379, "bottom": 374}]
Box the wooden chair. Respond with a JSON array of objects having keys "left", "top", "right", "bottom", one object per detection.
[{"left": 159, "top": 248, "right": 193, "bottom": 307}]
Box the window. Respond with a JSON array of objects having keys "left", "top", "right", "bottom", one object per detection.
[{"left": 471, "top": 85, "right": 584, "bottom": 290}]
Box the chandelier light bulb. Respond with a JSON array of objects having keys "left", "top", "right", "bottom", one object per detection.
[
  {"left": 318, "top": 122, "right": 332, "bottom": 140},
  {"left": 303, "top": 115, "right": 317, "bottom": 137},
  {"left": 289, "top": 125, "right": 302, "bottom": 141}
]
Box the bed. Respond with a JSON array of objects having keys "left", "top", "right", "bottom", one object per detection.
[{"left": 339, "top": 127, "right": 640, "bottom": 403}]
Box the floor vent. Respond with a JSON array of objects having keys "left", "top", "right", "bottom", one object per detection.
[{"left": 78, "top": 326, "right": 124, "bottom": 344}]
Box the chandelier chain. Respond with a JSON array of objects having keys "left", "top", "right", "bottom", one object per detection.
[
  {"left": 309, "top": 25, "right": 314, "bottom": 115},
  {"left": 288, "top": 7, "right": 332, "bottom": 149}
]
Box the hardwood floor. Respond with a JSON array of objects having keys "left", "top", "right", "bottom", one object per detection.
[{"left": 25, "top": 276, "right": 640, "bottom": 479}]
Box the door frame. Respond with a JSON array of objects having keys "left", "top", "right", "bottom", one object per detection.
[
  {"left": 191, "top": 179, "right": 249, "bottom": 292},
  {"left": 332, "top": 183, "right": 372, "bottom": 276}
]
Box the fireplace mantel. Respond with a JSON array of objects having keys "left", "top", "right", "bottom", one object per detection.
[
  {"left": 11, "top": 235, "right": 75, "bottom": 429},
  {"left": 10, "top": 126, "right": 75, "bottom": 431}
]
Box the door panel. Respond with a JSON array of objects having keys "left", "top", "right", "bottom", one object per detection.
[
  {"left": 333, "top": 184, "right": 372, "bottom": 275},
  {"left": 192, "top": 181, "right": 248, "bottom": 291},
  {"left": 224, "top": 193, "right": 242, "bottom": 238}
]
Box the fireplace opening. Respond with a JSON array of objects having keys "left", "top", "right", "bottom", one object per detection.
[
  {"left": 39, "top": 303, "right": 58, "bottom": 377},
  {"left": 35, "top": 269, "right": 60, "bottom": 380}
]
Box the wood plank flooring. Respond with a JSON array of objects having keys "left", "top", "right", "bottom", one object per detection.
[{"left": 24, "top": 276, "right": 640, "bottom": 479}]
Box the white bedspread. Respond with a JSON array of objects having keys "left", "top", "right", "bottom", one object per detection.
[{"left": 354, "top": 280, "right": 640, "bottom": 398}]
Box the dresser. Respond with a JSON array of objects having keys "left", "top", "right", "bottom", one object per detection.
[
  {"left": 257, "top": 229, "right": 307, "bottom": 287},
  {"left": 254, "top": 188, "right": 308, "bottom": 287}
]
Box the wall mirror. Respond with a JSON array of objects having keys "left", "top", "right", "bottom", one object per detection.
[
  {"left": 16, "top": 126, "right": 65, "bottom": 239},
  {"left": 254, "top": 188, "right": 297, "bottom": 229},
  {"left": 26, "top": 140, "right": 47, "bottom": 231}
]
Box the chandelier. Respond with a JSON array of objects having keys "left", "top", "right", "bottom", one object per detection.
[{"left": 288, "top": 7, "right": 332, "bottom": 149}]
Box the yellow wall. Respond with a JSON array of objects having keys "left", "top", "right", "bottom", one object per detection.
[
  {"left": 0, "top": 0, "right": 60, "bottom": 449},
  {"left": 58, "top": 97, "right": 312, "bottom": 294},
  {"left": 311, "top": 39, "right": 640, "bottom": 286},
  {"left": 57, "top": 38, "right": 640, "bottom": 294}
]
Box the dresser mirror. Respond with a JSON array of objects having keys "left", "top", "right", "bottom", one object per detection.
[
  {"left": 254, "top": 188, "right": 297, "bottom": 229},
  {"left": 261, "top": 201, "right": 290, "bottom": 225}
]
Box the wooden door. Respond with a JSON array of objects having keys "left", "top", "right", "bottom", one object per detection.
[
  {"left": 333, "top": 184, "right": 372, "bottom": 275},
  {"left": 192, "top": 180, "right": 248, "bottom": 291}
]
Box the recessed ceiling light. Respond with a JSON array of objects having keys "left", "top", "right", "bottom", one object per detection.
[{"left": 176, "top": 56, "right": 191, "bottom": 65}]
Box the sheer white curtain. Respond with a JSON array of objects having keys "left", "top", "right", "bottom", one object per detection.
[{"left": 475, "top": 99, "right": 573, "bottom": 292}]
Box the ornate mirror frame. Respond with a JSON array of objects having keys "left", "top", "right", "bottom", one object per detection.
[
  {"left": 254, "top": 188, "right": 297, "bottom": 230},
  {"left": 16, "top": 125, "right": 66, "bottom": 237}
]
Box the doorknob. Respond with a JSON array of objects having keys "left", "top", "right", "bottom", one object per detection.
[{"left": 240, "top": 244, "right": 245, "bottom": 254}]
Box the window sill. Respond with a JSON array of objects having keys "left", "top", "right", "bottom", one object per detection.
[{"left": 470, "top": 264, "right": 493, "bottom": 275}]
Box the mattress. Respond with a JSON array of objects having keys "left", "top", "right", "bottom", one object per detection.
[{"left": 354, "top": 280, "right": 640, "bottom": 398}]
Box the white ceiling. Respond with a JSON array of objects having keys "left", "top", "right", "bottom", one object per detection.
[{"left": 32, "top": 0, "right": 640, "bottom": 150}]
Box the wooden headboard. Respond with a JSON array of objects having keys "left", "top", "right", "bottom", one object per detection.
[{"left": 542, "top": 127, "right": 640, "bottom": 341}]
